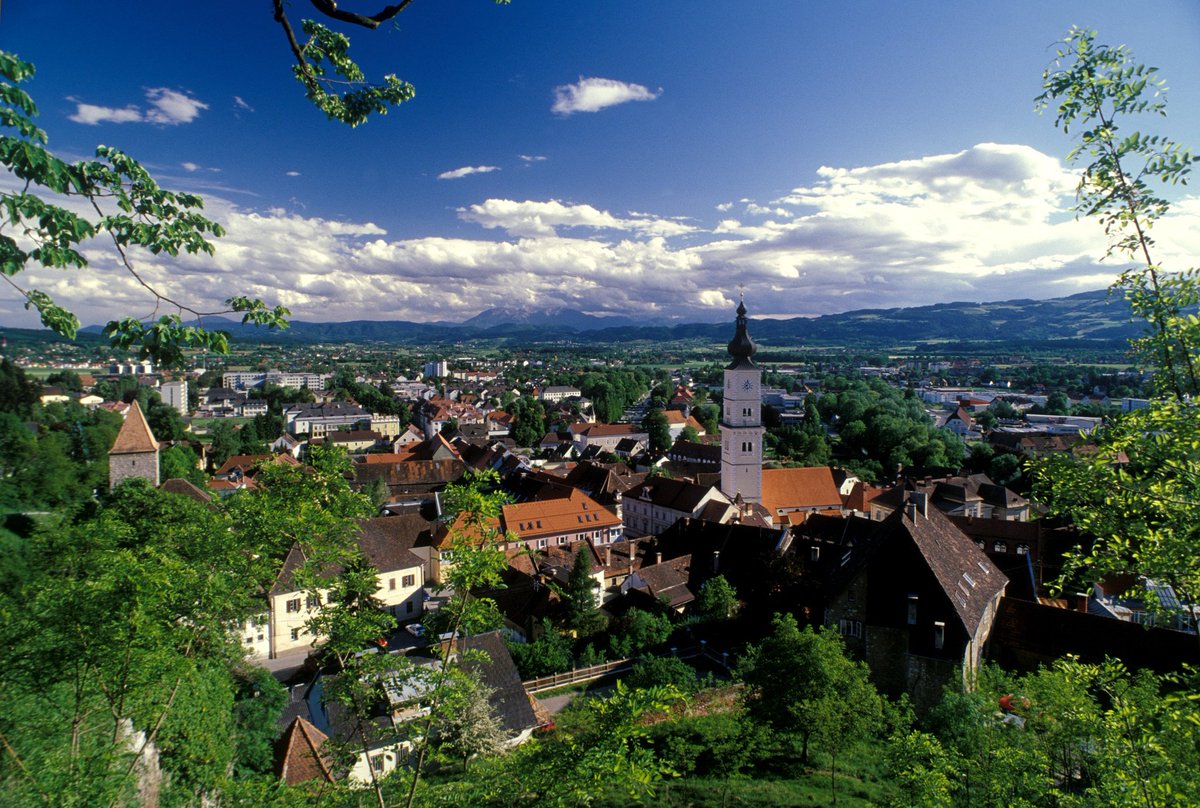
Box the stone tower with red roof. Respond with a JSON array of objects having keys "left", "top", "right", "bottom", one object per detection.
[{"left": 108, "top": 399, "right": 160, "bottom": 489}]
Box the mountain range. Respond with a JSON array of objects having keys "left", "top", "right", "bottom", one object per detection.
[{"left": 72, "top": 289, "right": 1140, "bottom": 348}]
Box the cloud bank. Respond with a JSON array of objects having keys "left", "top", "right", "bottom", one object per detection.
[{"left": 7, "top": 143, "right": 1199, "bottom": 330}]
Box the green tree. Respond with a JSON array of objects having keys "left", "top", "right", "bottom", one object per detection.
[
  {"left": 738, "top": 614, "right": 881, "bottom": 768},
  {"left": 207, "top": 420, "right": 243, "bottom": 470},
  {"left": 610, "top": 607, "right": 672, "bottom": 658},
  {"left": 1038, "top": 26, "right": 1198, "bottom": 401},
  {"left": 160, "top": 443, "right": 206, "bottom": 487},
  {"left": 1034, "top": 30, "right": 1200, "bottom": 626},
  {"left": 509, "top": 619, "right": 574, "bottom": 678},
  {"left": 696, "top": 574, "right": 738, "bottom": 621},
  {"left": 434, "top": 672, "right": 506, "bottom": 772},
  {"left": 0, "top": 359, "right": 38, "bottom": 417},
  {"left": 626, "top": 655, "right": 699, "bottom": 693},
  {"left": 642, "top": 406, "right": 672, "bottom": 454},
  {"left": 564, "top": 550, "right": 605, "bottom": 636},
  {"left": 508, "top": 395, "right": 547, "bottom": 448}
]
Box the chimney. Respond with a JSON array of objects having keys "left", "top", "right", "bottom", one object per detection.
[
  {"left": 605, "top": 546, "right": 612, "bottom": 567},
  {"left": 906, "top": 491, "right": 928, "bottom": 520},
  {"left": 656, "top": 551, "right": 663, "bottom": 565},
  {"left": 712, "top": 549, "right": 721, "bottom": 574}
]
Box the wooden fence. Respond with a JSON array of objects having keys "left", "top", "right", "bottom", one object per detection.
[{"left": 522, "top": 643, "right": 732, "bottom": 694}]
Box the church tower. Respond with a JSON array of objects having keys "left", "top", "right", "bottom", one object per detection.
[
  {"left": 720, "top": 297, "right": 763, "bottom": 503},
  {"left": 109, "top": 399, "right": 161, "bottom": 490}
]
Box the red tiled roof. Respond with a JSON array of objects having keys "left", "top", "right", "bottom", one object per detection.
[
  {"left": 760, "top": 466, "right": 843, "bottom": 519},
  {"left": 275, "top": 716, "right": 335, "bottom": 786}
]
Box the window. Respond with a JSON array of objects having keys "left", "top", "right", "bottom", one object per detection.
[
  {"left": 406, "top": 601, "right": 414, "bottom": 614},
  {"left": 402, "top": 574, "right": 415, "bottom": 587},
  {"left": 838, "top": 619, "right": 862, "bottom": 638},
  {"left": 933, "top": 621, "right": 945, "bottom": 651},
  {"left": 370, "top": 754, "right": 385, "bottom": 773},
  {"left": 907, "top": 595, "right": 918, "bottom": 625},
  {"left": 810, "top": 546, "right": 820, "bottom": 561},
  {"left": 993, "top": 540, "right": 1007, "bottom": 553},
  {"left": 1016, "top": 544, "right": 1029, "bottom": 556},
  {"left": 306, "top": 594, "right": 321, "bottom": 609},
  {"left": 742, "top": 407, "right": 752, "bottom": 417},
  {"left": 290, "top": 627, "right": 301, "bottom": 641},
  {"left": 389, "top": 578, "right": 396, "bottom": 591},
  {"left": 285, "top": 598, "right": 301, "bottom": 613},
  {"left": 244, "top": 636, "right": 253, "bottom": 644}
]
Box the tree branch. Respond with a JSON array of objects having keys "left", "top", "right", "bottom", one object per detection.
[{"left": 308, "top": 0, "right": 415, "bottom": 29}]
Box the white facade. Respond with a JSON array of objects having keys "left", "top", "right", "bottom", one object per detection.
[
  {"left": 161, "top": 380, "right": 188, "bottom": 415},
  {"left": 720, "top": 301, "right": 764, "bottom": 504}
]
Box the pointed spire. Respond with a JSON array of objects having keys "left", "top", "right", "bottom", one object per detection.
[
  {"left": 726, "top": 295, "right": 757, "bottom": 369},
  {"left": 109, "top": 399, "right": 160, "bottom": 454}
]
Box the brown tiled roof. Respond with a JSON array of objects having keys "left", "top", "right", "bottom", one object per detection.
[
  {"left": 632, "top": 555, "right": 694, "bottom": 608},
  {"left": 895, "top": 506, "right": 1008, "bottom": 636},
  {"left": 627, "top": 477, "right": 721, "bottom": 513},
  {"left": 159, "top": 478, "right": 213, "bottom": 504},
  {"left": 109, "top": 400, "right": 159, "bottom": 454},
  {"left": 760, "top": 466, "right": 842, "bottom": 517},
  {"left": 271, "top": 515, "right": 431, "bottom": 595},
  {"left": 275, "top": 716, "right": 335, "bottom": 785},
  {"left": 215, "top": 453, "right": 301, "bottom": 477},
  {"left": 581, "top": 423, "right": 646, "bottom": 439},
  {"left": 353, "top": 458, "right": 465, "bottom": 490}
]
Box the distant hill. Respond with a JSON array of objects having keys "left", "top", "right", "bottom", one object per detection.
[
  {"left": 462, "top": 306, "right": 645, "bottom": 332},
  {"left": 68, "top": 289, "right": 1139, "bottom": 348}
]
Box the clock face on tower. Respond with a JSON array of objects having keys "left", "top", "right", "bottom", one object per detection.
[{"left": 742, "top": 379, "right": 753, "bottom": 391}]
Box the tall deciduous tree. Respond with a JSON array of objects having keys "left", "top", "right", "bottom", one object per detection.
[{"left": 1034, "top": 29, "right": 1200, "bottom": 626}]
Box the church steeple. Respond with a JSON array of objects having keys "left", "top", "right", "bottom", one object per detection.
[
  {"left": 726, "top": 297, "right": 757, "bottom": 369},
  {"left": 720, "top": 295, "right": 763, "bottom": 504}
]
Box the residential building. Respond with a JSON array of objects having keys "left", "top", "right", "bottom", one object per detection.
[
  {"left": 540, "top": 385, "right": 581, "bottom": 403},
  {"left": 623, "top": 477, "right": 732, "bottom": 537},
  {"left": 822, "top": 494, "right": 1008, "bottom": 713},
  {"left": 435, "top": 488, "right": 622, "bottom": 574},
  {"left": 161, "top": 380, "right": 188, "bottom": 416},
  {"left": 263, "top": 516, "right": 428, "bottom": 658}
]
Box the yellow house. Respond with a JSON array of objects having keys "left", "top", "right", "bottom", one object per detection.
[{"left": 263, "top": 515, "right": 429, "bottom": 659}]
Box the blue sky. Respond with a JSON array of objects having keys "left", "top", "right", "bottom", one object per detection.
[{"left": 3, "top": 1, "right": 1200, "bottom": 328}]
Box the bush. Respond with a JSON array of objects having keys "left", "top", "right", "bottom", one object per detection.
[{"left": 626, "top": 656, "right": 699, "bottom": 693}]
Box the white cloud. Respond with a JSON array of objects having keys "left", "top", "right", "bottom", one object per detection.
[
  {"left": 233, "top": 96, "right": 254, "bottom": 111},
  {"left": 438, "top": 165, "right": 501, "bottom": 180},
  {"left": 285, "top": 171, "right": 301, "bottom": 177},
  {"left": 458, "top": 199, "right": 695, "bottom": 238},
  {"left": 551, "top": 77, "right": 661, "bottom": 115},
  {"left": 181, "top": 162, "right": 200, "bottom": 173},
  {"left": 12, "top": 142, "right": 1200, "bottom": 330},
  {"left": 716, "top": 202, "right": 733, "bottom": 212},
  {"left": 519, "top": 154, "right": 547, "bottom": 163},
  {"left": 68, "top": 87, "right": 208, "bottom": 126}
]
